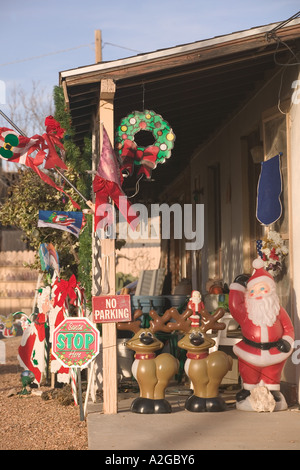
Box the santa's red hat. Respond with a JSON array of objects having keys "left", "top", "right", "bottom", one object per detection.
[{"left": 247, "top": 257, "right": 275, "bottom": 290}]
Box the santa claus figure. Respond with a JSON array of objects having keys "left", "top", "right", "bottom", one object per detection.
[
  {"left": 229, "top": 258, "right": 294, "bottom": 411},
  {"left": 18, "top": 286, "right": 51, "bottom": 384},
  {"left": 187, "top": 290, "right": 205, "bottom": 326}
]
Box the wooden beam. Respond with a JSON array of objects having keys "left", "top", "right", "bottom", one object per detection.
[
  {"left": 62, "top": 81, "right": 70, "bottom": 110},
  {"left": 99, "top": 78, "right": 117, "bottom": 415}
]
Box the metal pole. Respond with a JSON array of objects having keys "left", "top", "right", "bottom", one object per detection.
[
  {"left": 54, "top": 167, "right": 88, "bottom": 203},
  {"left": 0, "top": 109, "right": 27, "bottom": 136}
]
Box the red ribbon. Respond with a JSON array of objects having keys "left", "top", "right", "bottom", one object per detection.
[
  {"left": 120, "top": 139, "right": 159, "bottom": 179},
  {"left": 93, "top": 175, "right": 139, "bottom": 231},
  {"left": 53, "top": 274, "right": 77, "bottom": 307},
  {"left": 32, "top": 116, "right": 67, "bottom": 170}
]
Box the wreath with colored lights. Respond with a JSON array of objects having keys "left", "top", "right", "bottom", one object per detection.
[{"left": 115, "top": 110, "right": 175, "bottom": 179}]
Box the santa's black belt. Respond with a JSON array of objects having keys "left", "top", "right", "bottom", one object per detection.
[{"left": 242, "top": 336, "right": 280, "bottom": 350}]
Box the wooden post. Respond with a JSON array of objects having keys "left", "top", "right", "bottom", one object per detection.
[
  {"left": 99, "top": 79, "right": 117, "bottom": 414},
  {"left": 95, "top": 30, "right": 102, "bottom": 63}
]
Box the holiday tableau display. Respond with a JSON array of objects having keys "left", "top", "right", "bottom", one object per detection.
[
  {"left": 117, "top": 306, "right": 179, "bottom": 414},
  {"left": 115, "top": 110, "right": 175, "bottom": 179},
  {"left": 256, "top": 153, "right": 282, "bottom": 226},
  {"left": 38, "top": 210, "right": 84, "bottom": 238},
  {"left": 229, "top": 257, "right": 294, "bottom": 412},
  {"left": 256, "top": 231, "right": 288, "bottom": 277},
  {"left": 164, "top": 306, "right": 232, "bottom": 412},
  {"left": 93, "top": 124, "right": 139, "bottom": 232}
]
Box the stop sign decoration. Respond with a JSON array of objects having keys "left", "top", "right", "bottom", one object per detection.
[{"left": 52, "top": 317, "right": 100, "bottom": 368}]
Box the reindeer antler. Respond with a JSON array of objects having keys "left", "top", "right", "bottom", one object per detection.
[
  {"left": 117, "top": 307, "right": 143, "bottom": 334},
  {"left": 150, "top": 307, "right": 193, "bottom": 334},
  {"left": 149, "top": 308, "right": 173, "bottom": 333},
  {"left": 199, "top": 307, "right": 226, "bottom": 333}
]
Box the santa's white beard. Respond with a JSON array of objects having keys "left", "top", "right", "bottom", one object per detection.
[{"left": 245, "top": 289, "right": 280, "bottom": 327}]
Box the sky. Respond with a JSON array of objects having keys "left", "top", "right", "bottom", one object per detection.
[{"left": 0, "top": 0, "right": 299, "bottom": 124}]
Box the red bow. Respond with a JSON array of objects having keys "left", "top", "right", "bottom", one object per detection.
[
  {"left": 120, "top": 139, "right": 159, "bottom": 179},
  {"left": 53, "top": 274, "right": 77, "bottom": 307},
  {"left": 32, "top": 116, "right": 67, "bottom": 170},
  {"left": 93, "top": 175, "right": 139, "bottom": 231}
]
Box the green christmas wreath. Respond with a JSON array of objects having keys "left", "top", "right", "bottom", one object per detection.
[{"left": 115, "top": 110, "right": 175, "bottom": 178}]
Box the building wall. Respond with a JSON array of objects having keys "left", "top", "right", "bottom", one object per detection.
[
  {"left": 289, "top": 65, "right": 300, "bottom": 398},
  {"left": 190, "top": 65, "right": 298, "bottom": 288}
]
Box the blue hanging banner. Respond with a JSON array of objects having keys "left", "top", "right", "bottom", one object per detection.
[{"left": 256, "top": 153, "right": 282, "bottom": 226}]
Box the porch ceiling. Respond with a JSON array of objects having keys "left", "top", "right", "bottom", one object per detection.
[{"left": 60, "top": 20, "right": 300, "bottom": 200}]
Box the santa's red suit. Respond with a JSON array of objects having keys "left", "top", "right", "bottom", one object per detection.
[
  {"left": 187, "top": 291, "right": 205, "bottom": 327},
  {"left": 229, "top": 259, "right": 294, "bottom": 391}
]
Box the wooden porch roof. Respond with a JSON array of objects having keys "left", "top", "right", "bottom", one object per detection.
[{"left": 59, "top": 18, "right": 300, "bottom": 200}]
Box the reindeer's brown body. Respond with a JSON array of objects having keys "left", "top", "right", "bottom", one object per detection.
[
  {"left": 164, "top": 307, "right": 233, "bottom": 412},
  {"left": 132, "top": 350, "right": 178, "bottom": 400},
  {"left": 117, "top": 308, "right": 179, "bottom": 414},
  {"left": 184, "top": 348, "right": 233, "bottom": 399}
]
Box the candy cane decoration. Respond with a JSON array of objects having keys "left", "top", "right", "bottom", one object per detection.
[
  {"left": 75, "top": 286, "right": 83, "bottom": 317},
  {"left": 70, "top": 368, "right": 78, "bottom": 406}
]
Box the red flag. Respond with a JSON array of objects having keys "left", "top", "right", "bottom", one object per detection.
[
  {"left": 93, "top": 125, "right": 139, "bottom": 231},
  {"left": 0, "top": 116, "right": 67, "bottom": 170},
  {"left": 0, "top": 128, "right": 42, "bottom": 164},
  {"left": 0, "top": 119, "right": 80, "bottom": 209}
]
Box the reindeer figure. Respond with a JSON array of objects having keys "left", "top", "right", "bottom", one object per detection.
[
  {"left": 117, "top": 306, "right": 179, "bottom": 414},
  {"left": 161, "top": 307, "right": 233, "bottom": 412}
]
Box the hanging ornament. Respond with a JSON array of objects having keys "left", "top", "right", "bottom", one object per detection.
[
  {"left": 256, "top": 153, "right": 282, "bottom": 226},
  {"left": 115, "top": 110, "right": 175, "bottom": 179}
]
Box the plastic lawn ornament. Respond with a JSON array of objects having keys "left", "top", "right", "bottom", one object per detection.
[
  {"left": 93, "top": 124, "right": 139, "bottom": 233},
  {"left": 116, "top": 110, "right": 175, "bottom": 179},
  {"left": 165, "top": 306, "right": 232, "bottom": 412},
  {"left": 256, "top": 153, "right": 282, "bottom": 226},
  {"left": 12, "top": 311, "right": 32, "bottom": 332},
  {"left": 18, "top": 370, "right": 35, "bottom": 396},
  {"left": 229, "top": 258, "right": 295, "bottom": 412},
  {"left": 187, "top": 290, "right": 205, "bottom": 317},
  {"left": 18, "top": 286, "right": 51, "bottom": 384},
  {"left": 0, "top": 314, "right": 17, "bottom": 338},
  {"left": 117, "top": 306, "right": 179, "bottom": 414}
]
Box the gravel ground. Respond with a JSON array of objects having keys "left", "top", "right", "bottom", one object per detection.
[{"left": 0, "top": 335, "right": 88, "bottom": 450}]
